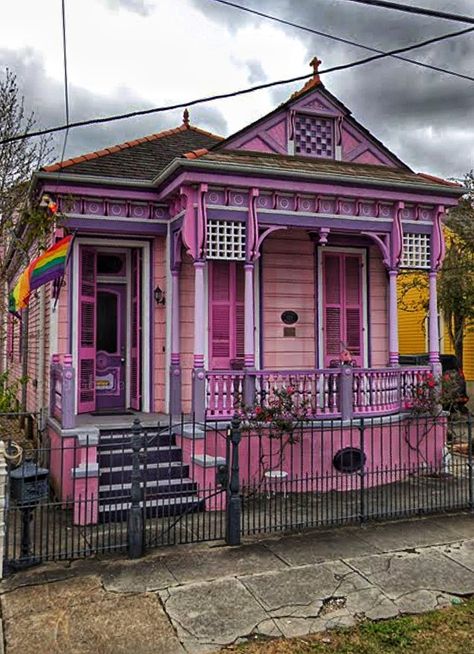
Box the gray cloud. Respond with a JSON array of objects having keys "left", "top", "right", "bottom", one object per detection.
[
  {"left": 193, "top": 0, "right": 474, "bottom": 177},
  {"left": 3, "top": 0, "right": 473, "bottom": 178},
  {"left": 0, "top": 48, "right": 227, "bottom": 165}
]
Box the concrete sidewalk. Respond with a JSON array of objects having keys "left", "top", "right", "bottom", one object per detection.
[{"left": 1, "top": 513, "right": 473, "bottom": 654}]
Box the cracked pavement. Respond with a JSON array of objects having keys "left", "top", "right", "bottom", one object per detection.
[{"left": 0, "top": 513, "right": 473, "bottom": 653}]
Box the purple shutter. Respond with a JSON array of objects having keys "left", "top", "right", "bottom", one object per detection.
[
  {"left": 130, "top": 248, "right": 142, "bottom": 410},
  {"left": 344, "top": 255, "right": 362, "bottom": 363},
  {"left": 210, "top": 261, "right": 232, "bottom": 369},
  {"left": 78, "top": 247, "right": 96, "bottom": 413},
  {"left": 322, "top": 252, "right": 363, "bottom": 366},
  {"left": 235, "top": 264, "right": 245, "bottom": 361},
  {"left": 323, "top": 253, "right": 343, "bottom": 366}
]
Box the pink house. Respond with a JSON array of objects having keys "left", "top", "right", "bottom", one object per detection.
[{"left": 5, "top": 61, "right": 463, "bottom": 522}]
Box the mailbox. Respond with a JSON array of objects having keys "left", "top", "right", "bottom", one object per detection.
[{"left": 10, "top": 459, "right": 49, "bottom": 506}]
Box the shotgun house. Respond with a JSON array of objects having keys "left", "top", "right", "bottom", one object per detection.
[{"left": 6, "top": 60, "right": 464, "bottom": 521}]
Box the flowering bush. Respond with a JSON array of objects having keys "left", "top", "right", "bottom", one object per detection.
[
  {"left": 404, "top": 370, "right": 465, "bottom": 416},
  {"left": 238, "top": 385, "right": 310, "bottom": 440}
]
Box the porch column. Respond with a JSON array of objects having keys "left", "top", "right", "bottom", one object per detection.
[
  {"left": 169, "top": 269, "right": 181, "bottom": 416},
  {"left": 244, "top": 262, "right": 256, "bottom": 405},
  {"left": 428, "top": 271, "right": 441, "bottom": 373},
  {"left": 192, "top": 260, "right": 206, "bottom": 421},
  {"left": 388, "top": 269, "right": 399, "bottom": 366}
]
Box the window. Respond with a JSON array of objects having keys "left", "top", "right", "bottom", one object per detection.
[
  {"left": 207, "top": 220, "right": 246, "bottom": 260},
  {"left": 294, "top": 114, "right": 334, "bottom": 158},
  {"left": 401, "top": 233, "right": 430, "bottom": 269}
]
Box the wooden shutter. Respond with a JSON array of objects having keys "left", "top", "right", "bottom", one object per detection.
[
  {"left": 344, "top": 256, "right": 362, "bottom": 361},
  {"left": 78, "top": 247, "right": 96, "bottom": 413},
  {"left": 323, "top": 253, "right": 343, "bottom": 366},
  {"left": 209, "top": 262, "right": 245, "bottom": 369},
  {"left": 210, "top": 261, "right": 232, "bottom": 369},
  {"left": 322, "top": 252, "right": 363, "bottom": 366},
  {"left": 130, "top": 248, "right": 142, "bottom": 410},
  {"left": 235, "top": 264, "right": 245, "bottom": 360}
]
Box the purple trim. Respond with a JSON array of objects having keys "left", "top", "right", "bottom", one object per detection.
[
  {"left": 207, "top": 207, "right": 246, "bottom": 222},
  {"left": 244, "top": 263, "right": 255, "bottom": 366},
  {"left": 431, "top": 205, "right": 446, "bottom": 271},
  {"left": 388, "top": 270, "right": 399, "bottom": 366},
  {"left": 428, "top": 272, "right": 440, "bottom": 364},
  {"left": 390, "top": 202, "right": 404, "bottom": 269},
  {"left": 259, "top": 213, "right": 392, "bottom": 232},
  {"left": 169, "top": 365, "right": 181, "bottom": 415},
  {"left": 40, "top": 182, "right": 160, "bottom": 201},
  {"left": 193, "top": 261, "right": 206, "bottom": 365},
  {"left": 157, "top": 171, "right": 461, "bottom": 206},
  {"left": 64, "top": 216, "right": 167, "bottom": 235}
]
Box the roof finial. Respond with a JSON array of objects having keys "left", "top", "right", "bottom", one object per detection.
[
  {"left": 309, "top": 56, "right": 322, "bottom": 83},
  {"left": 183, "top": 108, "right": 190, "bottom": 127}
]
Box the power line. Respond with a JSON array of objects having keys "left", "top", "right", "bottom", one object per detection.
[
  {"left": 206, "top": 0, "right": 474, "bottom": 82},
  {"left": 339, "top": 0, "right": 474, "bottom": 25},
  {"left": 58, "top": 0, "right": 70, "bottom": 166},
  {"left": 1, "top": 24, "right": 473, "bottom": 146}
]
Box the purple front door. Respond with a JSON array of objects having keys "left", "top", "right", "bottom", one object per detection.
[{"left": 95, "top": 283, "right": 127, "bottom": 411}]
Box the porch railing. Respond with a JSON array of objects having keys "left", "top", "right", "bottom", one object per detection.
[
  {"left": 205, "top": 366, "right": 431, "bottom": 419},
  {"left": 49, "top": 354, "right": 75, "bottom": 429}
]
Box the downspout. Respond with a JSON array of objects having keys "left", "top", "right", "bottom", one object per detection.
[{"left": 37, "top": 286, "right": 46, "bottom": 424}]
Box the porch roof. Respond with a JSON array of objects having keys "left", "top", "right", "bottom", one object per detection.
[{"left": 174, "top": 149, "right": 463, "bottom": 196}]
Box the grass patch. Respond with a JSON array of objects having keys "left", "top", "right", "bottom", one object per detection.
[{"left": 223, "top": 596, "right": 474, "bottom": 654}]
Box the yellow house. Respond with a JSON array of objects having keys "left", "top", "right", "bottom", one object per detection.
[{"left": 398, "top": 277, "right": 474, "bottom": 394}]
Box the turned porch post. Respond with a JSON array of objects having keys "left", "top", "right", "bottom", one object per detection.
[
  {"left": 428, "top": 205, "right": 446, "bottom": 376},
  {"left": 428, "top": 271, "right": 441, "bottom": 369},
  {"left": 169, "top": 268, "right": 182, "bottom": 416},
  {"left": 192, "top": 260, "right": 206, "bottom": 421},
  {"left": 243, "top": 262, "right": 256, "bottom": 404},
  {"left": 388, "top": 269, "right": 399, "bottom": 366}
]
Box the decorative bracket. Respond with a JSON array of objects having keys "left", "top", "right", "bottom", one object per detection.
[
  {"left": 255, "top": 226, "right": 288, "bottom": 258},
  {"left": 361, "top": 232, "right": 391, "bottom": 269},
  {"left": 431, "top": 204, "right": 446, "bottom": 271}
]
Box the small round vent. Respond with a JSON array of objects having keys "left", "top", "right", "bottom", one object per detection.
[{"left": 333, "top": 447, "right": 366, "bottom": 474}]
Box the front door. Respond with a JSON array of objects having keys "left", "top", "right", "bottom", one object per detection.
[{"left": 95, "top": 283, "right": 127, "bottom": 411}]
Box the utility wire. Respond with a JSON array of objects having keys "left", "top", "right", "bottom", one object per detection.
[
  {"left": 207, "top": 0, "right": 474, "bottom": 83},
  {"left": 58, "top": 0, "right": 70, "bottom": 166},
  {"left": 1, "top": 24, "right": 473, "bottom": 146},
  {"left": 339, "top": 0, "right": 474, "bottom": 25}
]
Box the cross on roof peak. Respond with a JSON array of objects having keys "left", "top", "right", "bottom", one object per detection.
[{"left": 310, "top": 56, "right": 322, "bottom": 82}]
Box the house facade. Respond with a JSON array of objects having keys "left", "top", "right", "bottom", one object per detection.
[{"left": 5, "top": 62, "right": 464, "bottom": 430}]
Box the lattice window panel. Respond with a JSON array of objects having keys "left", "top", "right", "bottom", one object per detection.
[
  {"left": 401, "top": 233, "right": 431, "bottom": 269},
  {"left": 207, "top": 220, "right": 246, "bottom": 260},
  {"left": 294, "top": 114, "right": 334, "bottom": 158}
]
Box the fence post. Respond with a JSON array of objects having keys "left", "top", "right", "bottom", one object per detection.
[
  {"left": 128, "top": 418, "right": 145, "bottom": 558},
  {"left": 0, "top": 441, "right": 7, "bottom": 578},
  {"left": 226, "top": 415, "right": 242, "bottom": 546},
  {"left": 339, "top": 365, "right": 354, "bottom": 421},
  {"left": 62, "top": 355, "right": 75, "bottom": 429},
  {"left": 468, "top": 414, "right": 473, "bottom": 513},
  {"left": 359, "top": 418, "right": 366, "bottom": 524}
]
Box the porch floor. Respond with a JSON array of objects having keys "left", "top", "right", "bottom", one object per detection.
[{"left": 75, "top": 412, "right": 171, "bottom": 430}]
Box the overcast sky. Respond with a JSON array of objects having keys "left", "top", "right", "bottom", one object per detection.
[{"left": 1, "top": 0, "right": 473, "bottom": 178}]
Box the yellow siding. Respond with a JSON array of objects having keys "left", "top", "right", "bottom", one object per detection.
[
  {"left": 398, "top": 283, "right": 427, "bottom": 354},
  {"left": 398, "top": 277, "right": 474, "bottom": 381}
]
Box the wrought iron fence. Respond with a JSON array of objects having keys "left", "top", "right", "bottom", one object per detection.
[{"left": 2, "top": 411, "right": 472, "bottom": 573}]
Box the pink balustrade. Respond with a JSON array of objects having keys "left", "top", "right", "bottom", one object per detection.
[
  {"left": 206, "top": 371, "right": 245, "bottom": 417},
  {"left": 204, "top": 366, "right": 432, "bottom": 419},
  {"left": 253, "top": 370, "right": 340, "bottom": 418},
  {"left": 353, "top": 368, "right": 401, "bottom": 415}
]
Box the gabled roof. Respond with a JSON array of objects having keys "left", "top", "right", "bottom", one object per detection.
[
  {"left": 212, "top": 60, "right": 408, "bottom": 170},
  {"left": 42, "top": 120, "right": 223, "bottom": 182}
]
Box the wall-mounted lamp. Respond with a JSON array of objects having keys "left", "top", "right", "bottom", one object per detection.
[{"left": 154, "top": 286, "right": 166, "bottom": 306}]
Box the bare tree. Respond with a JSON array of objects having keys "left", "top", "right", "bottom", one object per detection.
[{"left": 0, "top": 68, "right": 53, "bottom": 271}]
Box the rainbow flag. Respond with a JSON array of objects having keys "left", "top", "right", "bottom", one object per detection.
[{"left": 9, "top": 235, "right": 73, "bottom": 313}]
